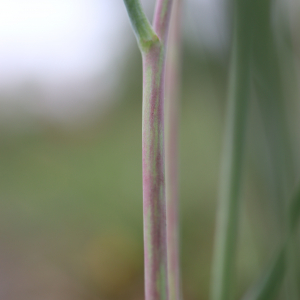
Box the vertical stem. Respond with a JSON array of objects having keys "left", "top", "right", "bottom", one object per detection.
[
  {"left": 123, "top": 1, "right": 174, "bottom": 299},
  {"left": 142, "top": 42, "right": 168, "bottom": 300},
  {"left": 153, "top": 0, "right": 174, "bottom": 45},
  {"left": 165, "top": 0, "right": 182, "bottom": 299},
  {"left": 142, "top": 1, "right": 174, "bottom": 298},
  {"left": 210, "top": 1, "right": 252, "bottom": 300}
]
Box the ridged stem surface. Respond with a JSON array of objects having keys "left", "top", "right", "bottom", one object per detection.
[
  {"left": 142, "top": 42, "right": 168, "bottom": 300},
  {"left": 165, "top": 0, "right": 182, "bottom": 299},
  {"left": 123, "top": 1, "right": 174, "bottom": 299}
]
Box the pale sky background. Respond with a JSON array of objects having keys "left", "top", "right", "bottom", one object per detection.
[
  {"left": 0, "top": 0, "right": 296, "bottom": 122},
  {"left": 0, "top": 0, "right": 131, "bottom": 122},
  {"left": 0, "top": 0, "right": 127, "bottom": 87},
  {"left": 0, "top": 0, "right": 226, "bottom": 87}
]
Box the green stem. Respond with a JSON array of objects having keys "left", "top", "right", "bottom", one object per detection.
[
  {"left": 142, "top": 41, "right": 168, "bottom": 300},
  {"left": 210, "top": 1, "right": 252, "bottom": 300},
  {"left": 123, "top": 1, "right": 174, "bottom": 299},
  {"left": 123, "top": 0, "right": 159, "bottom": 51}
]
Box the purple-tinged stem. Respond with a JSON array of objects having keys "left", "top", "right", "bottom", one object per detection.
[
  {"left": 142, "top": 0, "right": 174, "bottom": 296},
  {"left": 123, "top": 1, "right": 174, "bottom": 299},
  {"left": 153, "top": 0, "right": 174, "bottom": 45},
  {"left": 165, "top": 0, "right": 182, "bottom": 299},
  {"left": 142, "top": 41, "right": 168, "bottom": 300},
  {"left": 142, "top": 1, "right": 174, "bottom": 299}
]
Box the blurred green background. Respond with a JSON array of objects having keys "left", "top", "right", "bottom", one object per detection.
[
  {"left": 0, "top": 0, "right": 299, "bottom": 299},
  {"left": 0, "top": 48, "right": 225, "bottom": 300}
]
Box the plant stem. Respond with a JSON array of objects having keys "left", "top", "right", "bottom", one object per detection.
[
  {"left": 165, "top": 0, "right": 182, "bottom": 299},
  {"left": 210, "top": 1, "right": 252, "bottom": 300},
  {"left": 123, "top": 0, "right": 158, "bottom": 51},
  {"left": 123, "top": 1, "right": 174, "bottom": 299},
  {"left": 142, "top": 41, "right": 168, "bottom": 300},
  {"left": 153, "top": 0, "right": 174, "bottom": 45}
]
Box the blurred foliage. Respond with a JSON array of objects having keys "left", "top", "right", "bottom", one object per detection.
[
  {"left": 0, "top": 46, "right": 227, "bottom": 300},
  {"left": 0, "top": 4, "right": 299, "bottom": 298}
]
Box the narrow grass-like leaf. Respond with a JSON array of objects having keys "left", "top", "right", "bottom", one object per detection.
[
  {"left": 248, "top": 0, "right": 299, "bottom": 298},
  {"left": 252, "top": 0, "right": 294, "bottom": 223},
  {"left": 210, "top": 1, "right": 253, "bottom": 299},
  {"left": 242, "top": 248, "right": 285, "bottom": 300},
  {"left": 289, "top": 184, "right": 300, "bottom": 231},
  {"left": 241, "top": 184, "right": 300, "bottom": 300}
]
